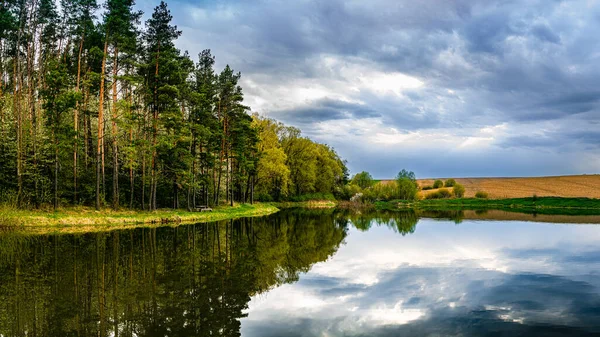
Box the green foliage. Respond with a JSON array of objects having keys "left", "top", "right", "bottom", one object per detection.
[
  {"left": 0, "top": 0, "right": 349, "bottom": 210},
  {"left": 444, "top": 179, "right": 456, "bottom": 187},
  {"left": 422, "top": 186, "right": 433, "bottom": 190},
  {"left": 453, "top": 183, "right": 465, "bottom": 198},
  {"left": 289, "top": 193, "right": 336, "bottom": 202},
  {"left": 351, "top": 171, "right": 374, "bottom": 189},
  {"left": 475, "top": 191, "right": 489, "bottom": 199},
  {"left": 397, "top": 169, "right": 416, "bottom": 183},
  {"left": 396, "top": 178, "right": 418, "bottom": 200},
  {"left": 395, "top": 169, "right": 418, "bottom": 200},
  {"left": 425, "top": 188, "right": 452, "bottom": 199},
  {"left": 338, "top": 184, "right": 362, "bottom": 201},
  {"left": 433, "top": 180, "right": 443, "bottom": 188},
  {"left": 363, "top": 182, "right": 397, "bottom": 202}
]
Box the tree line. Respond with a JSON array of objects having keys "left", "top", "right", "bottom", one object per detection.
[{"left": 0, "top": 0, "right": 348, "bottom": 210}]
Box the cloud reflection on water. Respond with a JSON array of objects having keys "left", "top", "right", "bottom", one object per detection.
[{"left": 241, "top": 219, "right": 600, "bottom": 336}]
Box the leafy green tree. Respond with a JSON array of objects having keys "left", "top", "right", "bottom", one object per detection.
[
  {"left": 351, "top": 171, "right": 374, "bottom": 189},
  {"left": 252, "top": 115, "right": 289, "bottom": 201},
  {"left": 396, "top": 169, "right": 418, "bottom": 200},
  {"left": 433, "top": 179, "right": 443, "bottom": 188}
]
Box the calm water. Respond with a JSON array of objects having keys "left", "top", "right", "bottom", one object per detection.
[{"left": 2, "top": 209, "right": 600, "bottom": 336}]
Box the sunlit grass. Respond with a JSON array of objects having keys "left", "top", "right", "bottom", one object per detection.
[{"left": 0, "top": 203, "right": 279, "bottom": 235}]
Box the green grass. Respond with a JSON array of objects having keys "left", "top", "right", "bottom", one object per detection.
[
  {"left": 377, "top": 197, "right": 600, "bottom": 216},
  {"left": 0, "top": 203, "right": 279, "bottom": 234},
  {"left": 270, "top": 200, "right": 337, "bottom": 209}
]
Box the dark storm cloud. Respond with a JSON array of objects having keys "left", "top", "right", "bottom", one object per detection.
[
  {"left": 271, "top": 98, "right": 380, "bottom": 125},
  {"left": 500, "top": 129, "right": 600, "bottom": 150},
  {"left": 154, "top": 0, "right": 600, "bottom": 176}
]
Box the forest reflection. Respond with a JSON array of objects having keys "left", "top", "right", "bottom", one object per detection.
[{"left": 0, "top": 210, "right": 347, "bottom": 336}]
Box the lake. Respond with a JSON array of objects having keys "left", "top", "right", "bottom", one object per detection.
[{"left": 1, "top": 209, "right": 600, "bottom": 336}]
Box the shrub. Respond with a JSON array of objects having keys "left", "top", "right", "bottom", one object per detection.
[
  {"left": 425, "top": 188, "right": 452, "bottom": 199},
  {"left": 397, "top": 178, "right": 418, "bottom": 201},
  {"left": 422, "top": 186, "right": 433, "bottom": 191},
  {"left": 362, "top": 182, "right": 397, "bottom": 202},
  {"left": 433, "top": 180, "right": 443, "bottom": 188},
  {"left": 339, "top": 184, "right": 362, "bottom": 200},
  {"left": 438, "top": 188, "right": 452, "bottom": 198},
  {"left": 289, "top": 193, "right": 336, "bottom": 202},
  {"left": 444, "top": 179, "right": 456, "bottom": 187},
  {"left": 475, "top": 191, "right": 488, "bottom": 199},
  {"left": 453, "top": 183, "right": 465, "bottom": 198}
]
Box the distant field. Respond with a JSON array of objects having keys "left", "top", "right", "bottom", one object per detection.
[{"left": 381, "top": 175, "right": 600, "bottom": 199}]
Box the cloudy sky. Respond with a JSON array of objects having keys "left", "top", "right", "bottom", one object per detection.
[{"left": 138, "top": 0, "right": 600, "bottom": 178}]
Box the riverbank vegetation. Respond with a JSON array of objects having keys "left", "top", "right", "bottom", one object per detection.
[
  {"left": 338, "top": 169, "right": 600, "bottom": 216},
  {"left": 0, "top": 0, "right": 347, "bottom": 212},
  {"left": 0, "top": 203, "right": 278, "bottom": 233},
  {"left": 380, "top": 197, "right": 600, "bottom": 215}
]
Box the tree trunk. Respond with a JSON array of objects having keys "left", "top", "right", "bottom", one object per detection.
[
  {"left": 74, "top": 30, "right": 85, "bottom": 203},
  {"left": 14, "top": 36, "right": 22, "bottom": 207},
  {"left": 129, "top": 84, "right": 134, "bottom": 209},
  {"left": 150, "top": 42, "right": 160, "bottom": 211},
  {"left": 97, "top": 39, "right": 108, "bottom": 210},
  {"left": 112, "top": 45, "right": 119, "bottom": 209},
  {"left": 54, "top": 132, "right": 58, "bottom": 211}
]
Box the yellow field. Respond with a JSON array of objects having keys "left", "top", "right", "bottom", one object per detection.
[{"left": 383, "top": 174, "right": 600, "bottom": 199}]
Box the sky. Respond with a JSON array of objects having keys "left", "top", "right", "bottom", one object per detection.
[{"left": 137, "top": 0, "right": 600, "bottom": 178}]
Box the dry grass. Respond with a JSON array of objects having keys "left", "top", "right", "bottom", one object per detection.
[{"left": 384, "top": 174, "right": 600, "bottom": 199}]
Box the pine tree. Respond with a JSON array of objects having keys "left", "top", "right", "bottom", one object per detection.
[{"left": 142, "top": 1, "right": 181, "bottom": 210}]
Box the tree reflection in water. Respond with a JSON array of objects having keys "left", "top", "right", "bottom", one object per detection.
[{"left": 0, "top": 209, "right": 347, "bottom": 336}]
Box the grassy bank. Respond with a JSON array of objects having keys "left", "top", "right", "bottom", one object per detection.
[
  {"left": 378, "top": 197, "right": 600, "bottom": 215},
  {"left": 0, "top": 203, "right": 279, "bottom": 234},
  {"left": 271, "top": 200, "right": 337, "bottom": 209}
]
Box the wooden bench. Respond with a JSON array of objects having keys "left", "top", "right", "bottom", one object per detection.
[{"left": 195, "top": 206, "right": 213, "bottom": 212}]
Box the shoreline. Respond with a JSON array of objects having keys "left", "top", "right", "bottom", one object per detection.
[
  {"left": 377, "top": 197, "right": 600, "bottom": 215},
  {"left": 0, "top": 203, "right": 279, "bottom": 235}
]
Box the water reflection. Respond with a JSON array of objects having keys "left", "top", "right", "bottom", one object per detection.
[
  {"left": 0, "top": 210, "right": 346, "bottom": 336},
  {"left": 2, "top": 210, "right": 600, "bottom": 336},
  {"left": 242, "top": 211, "right": 600, "bottom": 336}
]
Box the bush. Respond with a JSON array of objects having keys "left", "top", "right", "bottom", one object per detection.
[
  {"left": 338, "top": 184, "right": 362, "bottom": 200},
  {"left": 422, "top": 186, "right": 433, "bottom": 191},
  {"left": 289, "top": 193, "right": 336, "bottom": 202},
  {"left": 453, "top": 183, "right": 465, "bottom": 198},
  {"left": 362, "top": 182, "right": 397, "bottom": 201},
  {"left": 444, "top": 179, "right": 456, "bottom": 187},
  {"left": 425, "top": 188, "right": 452, "bottom": 199},
  {"left": 397, "top": 178, "right": 418, "bottom": 201},
  {"left": 432, "top": 180, "right": 443, "bottom": 188},
  {"left": 475, "top": 191, "right": 488, "bottom": 199}
]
